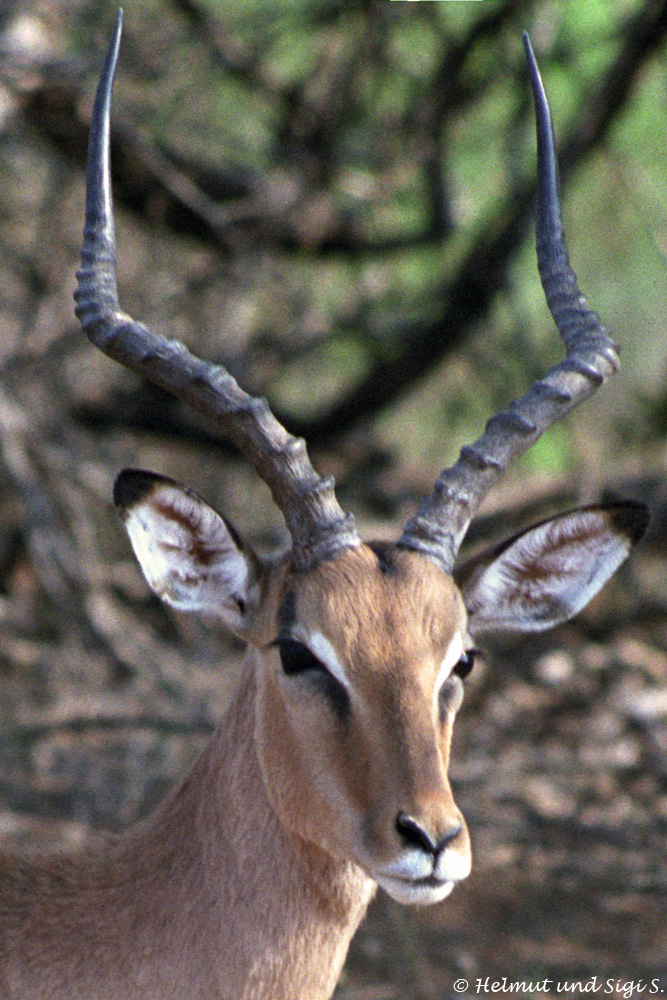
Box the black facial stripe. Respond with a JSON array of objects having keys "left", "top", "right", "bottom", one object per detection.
[
  {"left": 277, "top": 591, "right": 296, "bottom": 632},
  {"left": 316, "top": 672, "right": 351, "bottom": 725},
  {"left": 438, "top": 675, "right": 462, "bottom": 721},
  {"left": 273, "top": 637, "right": 351, "bottom": 725}
]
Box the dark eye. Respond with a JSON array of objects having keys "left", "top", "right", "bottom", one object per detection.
[
  {"left": 453, "top": 649, "right": 476, "bottom": 680},
  {"left": 275, "top": 638, "right": 324, "bottom": 676}
]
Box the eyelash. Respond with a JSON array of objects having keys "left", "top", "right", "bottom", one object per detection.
[
  {"left": 274, "top": 641, "right": 477, "bottom": 682},
  {"left": 274, "top": 638, "right": 324, "bottom": 676},
  {"left": 272, "top": 638, "right": 475, "bottom": 725}
]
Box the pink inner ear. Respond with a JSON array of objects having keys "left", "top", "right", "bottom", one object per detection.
[
  {"left": 462, "top": 507, "right": 636, "bottom": 636},
  {"left": 120, "top": 479, "right": 252, "bottom": 618},
  {"left": 503, "top": 512, "right": 608, "bottom": 580}
]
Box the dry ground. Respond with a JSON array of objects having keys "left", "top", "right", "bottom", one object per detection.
[{"left": 0, "top": 467, "right": 666, "bottom": 1000}]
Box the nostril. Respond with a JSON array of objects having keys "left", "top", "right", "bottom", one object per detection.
[
  {"left": 395, "top": 812, "right": 437, "bottom": 855},
  {"left": 396, "top": 811, "right": 462, "bottom": 856}
]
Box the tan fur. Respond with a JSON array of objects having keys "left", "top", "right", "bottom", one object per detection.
[
  {"left": 0, "top": 545, "right": 470, "bottom": 1000},
  {"left": 255, "top": 547, "right": 470, "bottom": 866},
  {"left": 0, "top": 672, "right": 373, "bottom": 1000},
  {"left": 0, "top": 496, "right": 643, "bottom": 998},
  {"left": 6, "top": 16, "right": 644, "bottom": 991}
]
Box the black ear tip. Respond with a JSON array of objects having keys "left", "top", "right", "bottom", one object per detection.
[
  {"left": 607, "top": 500, "right": 650, "bottom": 546},
  {"left": 113, "top": 469, "right": 170, "bottom": 512}
]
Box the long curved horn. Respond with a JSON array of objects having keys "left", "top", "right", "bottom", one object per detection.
[
  {"left": 74, "top": 9, "right": 360, "bottom": 572},
  {"left": 397, "top": 33, "right": 620, "bottom": 573}
]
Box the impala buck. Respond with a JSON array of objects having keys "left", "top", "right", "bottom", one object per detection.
[{"left": 0, "top": 12, "right": 648, "bottom": 1000}]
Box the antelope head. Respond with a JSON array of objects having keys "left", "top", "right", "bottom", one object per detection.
[{"left": 74, "top": 13, "right": 648, "bottom": 908}]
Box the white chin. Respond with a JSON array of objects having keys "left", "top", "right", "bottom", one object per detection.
[{"left": 375, "top": 875, "right": 455, "bottom": 907}]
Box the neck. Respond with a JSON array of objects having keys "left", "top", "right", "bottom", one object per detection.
[{"left": 0, "top": 667, "right": 375, "bottom": 1000}]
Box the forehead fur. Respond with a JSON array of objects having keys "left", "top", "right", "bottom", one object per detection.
[{"left": 292, "top": 544, "right": 465, "bottom": 675}]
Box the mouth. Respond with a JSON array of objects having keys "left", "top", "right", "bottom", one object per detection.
[
  {"left": 369, "top": 840, "right": 471, "bottom": 907},
  {"left": 374, "top": 872, "right": 456, "bottom": 907}
]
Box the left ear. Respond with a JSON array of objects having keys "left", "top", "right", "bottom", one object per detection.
[
  {"left": 114, "top": 469, "right": 263, "bottom": 636},
  {"left": 455, "top": 502, "right": 648, "bottom": 638}
]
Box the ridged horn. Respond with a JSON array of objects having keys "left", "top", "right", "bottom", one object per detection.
[
  {"left": 397, "top": 32, "right": 619, "bottom": 573},
  {"left": 74, "top": 9, "right": 360, "bottom": 572}
]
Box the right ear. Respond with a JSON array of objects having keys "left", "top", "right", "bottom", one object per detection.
[
  {"left": 455, "top": 502, "right": 648, "bottom": 638},
  {"left": 114, "top": 469, "right": 261, "bottom": 636}
]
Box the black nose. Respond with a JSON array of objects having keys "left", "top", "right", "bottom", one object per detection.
[{"left": 395, "top": 811, "right": 462, "bottom": 856}]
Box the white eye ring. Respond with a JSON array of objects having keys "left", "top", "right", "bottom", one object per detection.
[
  {"left": 436, "top": 632, "right": 464, "bottom": 692},
  {"left": 301, "top": 630, "right": 351, "bottom": 691}
]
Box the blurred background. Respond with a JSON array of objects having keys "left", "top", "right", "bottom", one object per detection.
[{"left": 0, "top": 1, "right": 666, "bottom": 996}]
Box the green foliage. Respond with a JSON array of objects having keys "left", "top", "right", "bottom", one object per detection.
[{"left": 7, "top": 0, "right": 667, "bottom": 486}]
